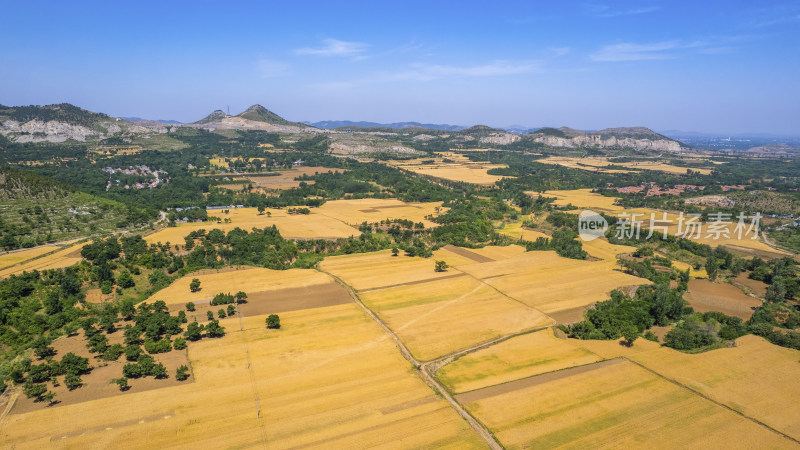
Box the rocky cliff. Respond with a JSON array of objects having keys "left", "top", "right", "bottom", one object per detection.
[{"left": 528, "top": 127, "right": 684, "bottom": 152}]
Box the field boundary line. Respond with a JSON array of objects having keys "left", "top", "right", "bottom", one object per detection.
[
  {"left": 234, "top": 306, "right": 268, "bottom": 448},
  {"left": 625, "top": 357, "right": 800, "bottom": 445},
  {"left": 318, "top": 267, "right": 502, "bottom": 450}
]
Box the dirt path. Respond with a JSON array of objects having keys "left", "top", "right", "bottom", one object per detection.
[
  {"left": 456, "top": 358, "right": 624, "bottom": 404},
  {"left": 318, "top": 267, "right": 502, "bottom": 450}
]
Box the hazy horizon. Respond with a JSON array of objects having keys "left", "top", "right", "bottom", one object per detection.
[{"left": 2, "top": 1, "right": 799, "bottom": 135}]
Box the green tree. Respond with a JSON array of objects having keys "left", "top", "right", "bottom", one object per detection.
[
  {"left": 206, "top": 310, "right": 214, "bottom": 321},
  {"left": 227, "top": 304, "right": 236, "bottom": 316},
  {"left": 176, "top": 365, "right": 190, "bottom": 381},
  {"left": 266, "top": 314, "right": 281, "bottom": 329},
  {"left": 434, "top": 260, "right": 449, "bottom": 272},
  {"left": 706, "top": 257, "right": 719, "bottom": 281},
  {"left": 391, "top": 247, "right": 399, "bottom": 256},
  {"left": 117, "top": 270, "right": 135, "bottom": 289},
  {"left": 218, "top": 308, "right": 226, "bottom": 318},
  {"left": 235, "top": 291, "right": 247, "bottom": 303},
  {"left": 189, "top": 278, "right": 201, "bottom": 293},
  {"left": 64, "top": 372, "right": 82, "bottom": 390},
  {"left": 206, "top": 319, "right": 225, "bottom": 337},
  {"left": 173, "top": 337, "right": 187, "bottom": 350},
  {"left": 124, "top": 345, "right": 141, "bottom": 361},
  {"left": 185, "top": 301, "right": 195, "bottom": 311},
  {"left": 621, "top": 323, "right": 639, "bottom": 347},
  {"left": 185, "top": 322, "right": 204, "bottom": 341},
  {"left": 111, "top": 377, "right": 129, "bottom": 391}
]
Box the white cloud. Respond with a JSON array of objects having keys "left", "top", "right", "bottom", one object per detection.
[
  {"left": 390, "top": 61, "right": 540, "bottom": 81},
  {"left": 547, "top": 47, "right": 570, "bottom": 57},
  {"left": 582, "top": 3, "right": 660, "bottom": 18},
  {"left": 599, "top": 5, "right": 660, "bottom": 18},
  {"left": 295, "top": 39, "right": 369, "bottom": 59},
  {"left": 257, "top": 59, "right": 290, "bottom": 78},
  {"left": 590, "top": 41, "right": 680, "bottom": 62}
]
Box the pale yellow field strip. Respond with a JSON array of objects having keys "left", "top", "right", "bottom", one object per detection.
[
  {"left": 544, "top": 189, "right": 791, "bottom": 255},
  {"left": 0, "top": 245, "right": 61, "bottom": 269},
  {"left": 146, "top": 267, "right": 336, "bottom": 305},
  {"left": 145, "top": 206, "right": 359, "bottom": 244},
  {"left": 461, "top": 358, "right": 793, "bottom": 448},
  {"left": 359, "top": 274, "right": 553, "bottom": 361},
  {"left": 537, "top": 156, "right": 713, "bottom": 175},
  {"left": 456, "top": 250, "right": 648, "bottom": 314},
  {"left": 319, "top": 249, "right": 470, "bottom": 291},
  {"left": 436, "top": 328, "right": 602, "bottom": 393},
  {"left": 0, "top": 243, "right": 86, "bottom": 279},
  {"left": 315, "top": 198, "right": 443, "bottom": 228},
  {"left": 0, "top": 303, "right": 485, "bottom": 448},
  {"left": 497, "top": 222, "right": 551, "bottom": 243},
  {"left": 627, "top": 335, "right": 800, "bottom": 441}
]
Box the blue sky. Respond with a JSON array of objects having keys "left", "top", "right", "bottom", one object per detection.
[{"left": 1, "top": 1, "right": 799, "bottom": 134}]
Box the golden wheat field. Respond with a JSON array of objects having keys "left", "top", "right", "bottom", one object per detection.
[
  {"left": 456, "top": 250, "right": 648, "bottom": 316},
  {"left": 357, "top": 273, "right": 552, "bottom": 361},
  {"left": 544, "top": 189, "right": 790, "bottom": 256},
  {"left": 146, "top": 267, "right": 336, "bottom": 305},
  {"left": 145, "top": 199, "right": 446, "bottom": 245},
  {"left": 537, "top": 156, "right": 714, "bottom": 175},
  {"left": 387, "top": 154, "right": 511, "bottom": 186},
  {"left": 0, "top": 243, "right": 86, "bottom": 279},
  {"left": 315, "top": 198, "right": 443, "bottom": 228},
  {"left": 436, "top": 328, "right": 602, "bottom": 394},
  {"left": 458, "top": 358, "right": 792, "bottom": 449},
  {"left": 0, "top": 302, "right": 484, "bottom": 448},
  {"left": 497, "top": 222, "right": 552, "bottom": 243},
  {"left": 0, "top": 245, "right": 61, "bottom": 269},
  {"left": 318, "top": 249, "right": 465, "bottom": 291},
  {"left": 144, "top": 206, "right": 359, "bottom": 244},
  {"left": 628, "top": 335, "right": 800, "bottom": 440}
]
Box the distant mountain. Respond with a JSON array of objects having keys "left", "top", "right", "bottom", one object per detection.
[
  {"left": 236, "top": 104, "right": 296, "bottom": 126},
  {"left": 120, "top": 117, "right": 182, "bottom": 124},
  {"left": 189, "top": 105, "right": 308, "bottom": 132},
  {"left": 307, "top": 120, "right": 465, "bottom": 131},
  {"left": 0, "top": 103, "right": 111, "bottom": 128},
  {"left": 192, "top": 110, "right": 230, "bottom": 125},
  {"left": 526, "top": 126, "right": 685, "bottom": 152},
  {"left": 0, "top": 103, "right": 152, "bottom": 143}
]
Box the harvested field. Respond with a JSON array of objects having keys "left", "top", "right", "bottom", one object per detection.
[
  {"left": 358, "top": 274, "right": 552, "bottom": 361},
  {"left": 684, "top": 279, "right": 762, "bottom": 320},
  {"left": 437, "top": 329, "right": 602, "bottom": 393},
  {"left": 315, "top": 198, "right": 442, "bottom": 228},
  {"left": 145, "top": 206, "right": 359, "bottom": 244},
  {"left": 0, "top": 304, "right": 485, "bottom": 448},
  {"left": 237, "top": 283, "right": 351, "bottom": 316},
  {"left": 734, "top": 272, "right": 768, "bottom": 297},
  {"left": 0, "top": 245, "right": 60, "bottom": 269},
  {"left": 441, "top": 244, "right": 494, "bottom": 263},
  {"left": 460, "top": 358, "right": 792, "bottom": 448},
  {"left": 10, "top": 321, "right": 189, "bottom": 414},
  {"left": 239, "top": 166, "right": 346, "bottom": 190},
  {"left": 456, "top": 250, "right": 648, "bottom": 316},
  {"left": 387, "top": 155, "right": 511, "bottom": 186},
  {"left": 0, "top": 243, "right": 86, "bottom": 279}
]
